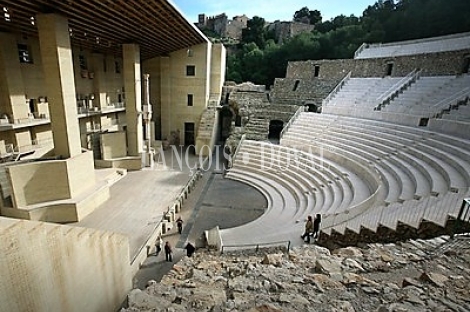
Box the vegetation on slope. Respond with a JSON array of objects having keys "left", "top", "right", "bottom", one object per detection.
[{"left": 226, "top": 0, "right": 470, "bottom": 87}]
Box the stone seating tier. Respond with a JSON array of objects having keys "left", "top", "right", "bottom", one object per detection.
[
  {"left": 234, "top": 141, "right": 365, "bottom": 213},
  {"left": 287, "top": 113, "right": 470, "bottom": 240},
  {"left": 296, "top": 113, "right": 470, "bottom": 189}
]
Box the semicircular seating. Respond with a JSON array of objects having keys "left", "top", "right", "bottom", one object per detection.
[
  {"left": 220, "top": 138, "right": 382, "bottom": 247},
  {"left": 221, "top": 111, "right": 470, "bottom": 248},
  {"left": 283, "top": 113, "right": 470, "bottom": 238}
]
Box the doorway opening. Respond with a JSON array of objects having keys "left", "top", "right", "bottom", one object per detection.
[{"left": 268, "top": 120, "right": 284, "bottom": 142}]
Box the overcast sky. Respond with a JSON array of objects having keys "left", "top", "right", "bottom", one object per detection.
[{"left": 170, "top": 0, "right": 376, "bottom": 23}]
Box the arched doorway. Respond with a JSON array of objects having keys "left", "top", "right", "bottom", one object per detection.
[
  {"left": 268, "top": 120, "right": 284, "bottom": 142},
  {"left": 305, "top": 104, "right": 318, "bottom": 113}
]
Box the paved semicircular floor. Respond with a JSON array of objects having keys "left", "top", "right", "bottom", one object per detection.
[{"left": 132, "top": 148, "right": 267, "bottom": 289}]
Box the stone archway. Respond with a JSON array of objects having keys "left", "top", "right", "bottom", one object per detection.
[{"left": 268, "top": 120, "right": 284, "bottom": 142}]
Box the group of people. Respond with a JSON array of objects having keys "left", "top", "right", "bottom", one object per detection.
[
  {"left": 301, "top": 214, "right": 322, "bottom": 243},
  {"left": 153, "top": 216, "right": 195, "bottom": 262},
  {"left": 154, "top": 237, "right": 174, "bottom": 262}
]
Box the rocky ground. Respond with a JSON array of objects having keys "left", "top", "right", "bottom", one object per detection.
[{"left": 122, "top": 235, "right": 470, "bottom": 312}]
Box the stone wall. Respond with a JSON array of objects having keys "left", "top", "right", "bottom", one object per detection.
[
  {"left": 285, "top": 50, "right": 470, "bottom": 81},
  {"left": 353, "top": 50, "right": 470, "bottom": 77},
  {"left": 270, "top": 78, "right": 341, "bottom": 107},
  {"left": 273, "top": 49, "right": 470, "bottom": 109},
  {"left": 225, "top": 89, "right": 298, "bottom": 148},
  {"left": 0, "top": 217, "right": 131, "bottom": 312},
  {"left": 286, "top": 59, "right": 355, "bottom": 80}
]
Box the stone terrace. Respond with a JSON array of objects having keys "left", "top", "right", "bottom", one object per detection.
[{"left": 355, "top": 32, "right": 470, "bottom": 59}]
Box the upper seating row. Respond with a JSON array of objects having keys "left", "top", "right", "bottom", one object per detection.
[
  {"left": 355, "top": 32, "right": 470, "bottom": 59},
  {"left": 322, "top": 74, "right": 470, "bottom": 124},
  {"left": 380, "top": 74, "right": 470, "bottom": 117},
  {"left": 324, "top": 77, "right": 404, "bottom": 109}
]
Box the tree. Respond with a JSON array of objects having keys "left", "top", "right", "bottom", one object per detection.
[
  {"left": 293, "top": 7, "right": 322, "bottom": 25},
  {"left": 227, "top": 0, "right": 470, "bottom": 88},
  {"left": 241, "top": 16, "right": 267, "bottom": 49}
]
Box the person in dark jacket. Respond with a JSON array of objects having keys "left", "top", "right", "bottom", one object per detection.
[
  {"left": 313, "top": 214, "right": 322, "bottom": 240},
  {"left": 184, "top": 242, "right": 195, "bottom": 257},
  {"left": 301, "top": 215, "right": 314, "bottom": 243},
  {"left": 176, "top": 217, "right": 183, "bottom": 234},
  {"left": 164, "top": 241, "right": 173, "bottom": 262}
]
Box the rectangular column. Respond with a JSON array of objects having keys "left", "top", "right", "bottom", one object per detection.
[
  {"left": 0, "top": 33, "right": 29, "bottom": 123},
  {"left": 123, "top": 44, "right": 143, "bottom": 156},
  {"left": 37, "top": 14, "right": 82, "bottom": 158},
  {"left": 92, "top": 53, "right": 108, "bottom": 110},
  {"left": 160, "top": 56, "right": 171, "bottom": 141}
]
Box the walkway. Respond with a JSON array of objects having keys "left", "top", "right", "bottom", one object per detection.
[
  {"left": 72, "top": 147, "right": 202, "bottom": 261},
  {"left": 132, "top": 145, "right": 267, "bottom": 289}
]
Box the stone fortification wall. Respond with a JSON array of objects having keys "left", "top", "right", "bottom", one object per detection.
[
  {"left": 268, "top": 22, "right": 315, "bottom": 44},
  {"left": 0, "top": 217, "right": 131, "bottom": 312}
]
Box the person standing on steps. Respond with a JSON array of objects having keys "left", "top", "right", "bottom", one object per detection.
[
  {"left": 155, "top": 236, "right": 163, "bottom": 256},
  {"left": 164, "top": 241, "right": 173, "bottom": 262},
  {"left": 301, "top": 215, "right": 314, "bottom": 243},
  {"left": 313, "top": 214, "right": 322, "bottom": 240},
  {"left": 176, "top": 216, "right": 183, "bottom": 234}
]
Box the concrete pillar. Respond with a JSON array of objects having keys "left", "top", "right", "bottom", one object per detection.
[
  {"left": 37, "top": 13, "right": 82, "bottom": 158},
  {"left": 160, "top": 56, "right": 171, "bottom": 141},
  {"left": 123, "top": 44, "right": 143, "bottom": 156},
  {"left": 92, "top": 53, "right": 108, "bottom": 110},
  {"left": 210, "top": 44, "right": 227, "bottom": 98},
  {"left": 0, "top": 33, "right": 29, "bottom": 123}
]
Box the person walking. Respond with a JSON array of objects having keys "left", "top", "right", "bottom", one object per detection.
[
  {"left": 301, "top": 215, "right": 314, "bottom": 243},
  {"left": 176, "top": 216, "right": 183, "bottom": 234},
  {"left": 164, "top": 241, "right": 173, "bottom": 262},
  {"left": 184, "top": 242, "right": 195, "bottom": 257},
  {"left": 155, "top": 236, "right": 163, "bottom": 256},
  {"left": 312, "top": 214, "right": 322, "bottom": 240}
]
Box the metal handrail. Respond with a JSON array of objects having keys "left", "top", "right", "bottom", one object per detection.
[
  {"left": 431, "top": 86, "right": 470, "bottom": 109},
  {"left": 354, "top": 43, "right": 367, "bottom": 59},
  {"left": 280, "top": 105, "right": 306, "bottom": 139},
  {"left": 228, "top": 133, "right": 246, "bottom": 168},
  {"left": 322, "top": 71, "right": 351, "bottom": 106},
  {"left": 221, "top": 240, "right": 291, "bottom": 254},
  {"left": 376, "top": 69, "right": 419, "bottom": 102}
]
